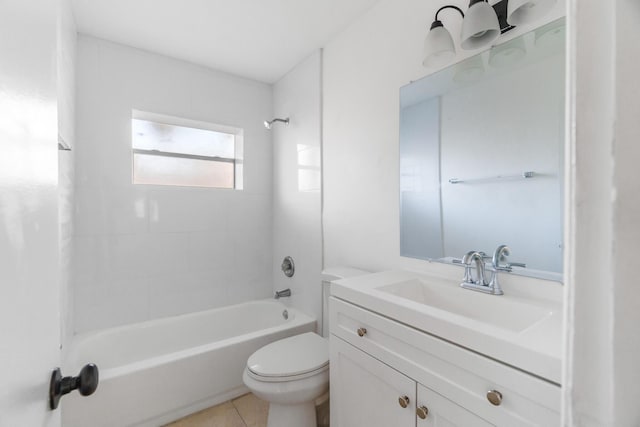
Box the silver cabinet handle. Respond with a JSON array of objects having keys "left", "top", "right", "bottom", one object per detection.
[
  {"left": 398, "top": 395, "right": 410, "bottom": 408},
  {"left": 416, "top": 405, "right": 429, "bottom": 419},
  {"left": 487, "top": 390, "right": 503, "bottom": 406}
]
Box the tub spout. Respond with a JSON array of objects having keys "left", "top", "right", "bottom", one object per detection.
[{"left": 274, "top": 288, "right": 291, "bottom": 299}]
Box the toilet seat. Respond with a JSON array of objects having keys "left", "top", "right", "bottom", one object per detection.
[
  {"left": 247, "top": 363, "right": 329, "bottom": 382},
  {"left": 246, "top": 332, "right": 329, "bottom": 381}
]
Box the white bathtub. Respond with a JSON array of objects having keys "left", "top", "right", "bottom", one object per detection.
[{"left": 62, "top": 300, "right": 316, "bottom": 427}]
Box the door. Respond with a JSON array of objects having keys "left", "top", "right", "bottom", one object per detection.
[
  {"left": 330, "top": 335, "right": 416, "bottom": 427},
  {"left": 0, "top": 1, "right": 62, "bottom": 426},
  {"left": 416, "top": 384, "right": 494, "bottom": 427}
]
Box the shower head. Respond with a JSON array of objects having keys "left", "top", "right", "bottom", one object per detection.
[{"left": 263, "top": 117, "right": 289, "bottom": 129}]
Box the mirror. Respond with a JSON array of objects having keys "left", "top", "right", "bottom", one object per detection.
[{"left": 399, "top": 19, "right": 565, "bottom": 279}]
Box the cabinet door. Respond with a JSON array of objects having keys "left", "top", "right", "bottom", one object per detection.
[
  {"left": 416, "top": 384, "right": 494, "bottom": 427},
  {"left": 330, "top": 335, "right": 416, "bottom": 427}
]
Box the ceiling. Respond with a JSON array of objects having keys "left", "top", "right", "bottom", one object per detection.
[{"left": 71, "top": 0, "right": 379, "bottom": 83}]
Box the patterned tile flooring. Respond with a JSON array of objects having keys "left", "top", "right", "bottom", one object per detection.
[{"left": 165, "top": 393, "right": 268, "bottom": 427}]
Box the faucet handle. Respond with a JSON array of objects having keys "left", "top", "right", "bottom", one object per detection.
[
  {"left": 507, "top": 262, "right": 526, "bottom": 269},
  {"left": 494, "top": 262, "right": 526, "bottom": 273},
  {"left": 492, "top": 245, "right": 511, "bottom": 269}
]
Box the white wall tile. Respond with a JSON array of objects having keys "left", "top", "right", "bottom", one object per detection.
[
  {"left": 187, "top": 231, "right": 234, "bottom": 274},
  {"left": 145, "top": 233, "right": 190, "bottom": 278},
  {"left": 74, "top": 185, "right": 149, "bottom": 236},
  {"left": 272, "top": 51, "right": 324, "bottom": 325},
  {"left": 75, "top": 276, "right": 150, "bottom": 332},
  {"left": 148, "top": 272, "right": 230, "bottom": 319},
  {"left": 147, "top": 188, "right": 230, "bottom": 233},
  {"left": 74, "top": 35, "right": 273, "bottom": 332}
]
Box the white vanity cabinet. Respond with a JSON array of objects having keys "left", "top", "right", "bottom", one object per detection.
[
  {"left": 329, "top": 297, "right": 561, "bottom": 426},
  {"left": 330, "top": 336, "right": 415, "bottom": 427},
  {"left": 331, "top": 336, "right": 493, "bottom": 427}
]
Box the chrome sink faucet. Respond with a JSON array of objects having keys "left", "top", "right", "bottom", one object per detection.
[{"left": 460, "top": 245, "right": 525, "bottom": 295}]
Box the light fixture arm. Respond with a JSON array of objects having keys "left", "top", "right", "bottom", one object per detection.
[
  {"left": 431, "top": 5, "right": 465, "bottom": 30},
  {"left": 434, "top": 5, "right": 465, "bottom": 22}
]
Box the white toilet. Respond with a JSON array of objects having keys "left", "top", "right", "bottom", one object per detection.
[
  {"left": 243, "top": 268, "right": 368, "bottom": 427},
  {"left": 243, "top": 332, "right": 329, "bottom": 427}
]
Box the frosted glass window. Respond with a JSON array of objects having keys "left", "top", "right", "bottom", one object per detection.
[
  {"left": 131, "top": 113, "right": 242, "bottom": 189},
  {"left": 133, "top": 154, "right": 234, "bottom": 188}
]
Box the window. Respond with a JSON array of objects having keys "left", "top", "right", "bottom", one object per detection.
[{"left": 131, "top": 111, "right": 243, "bottom": 189}]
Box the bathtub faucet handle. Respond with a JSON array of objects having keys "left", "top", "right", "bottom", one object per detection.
[
  {"left": 49, "top": 363, "right": 99, "bottom": 410},
  {"left": 281, "top": 256, "right": 295, "bottom": 277},
  {"left": 274, "top": 288, "right": 291, "bottom": 299}
]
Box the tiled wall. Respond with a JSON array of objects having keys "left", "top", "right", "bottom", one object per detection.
[
  {"left": 74, "top": 36, "right": 274, "bottom": 333},
  {"left": 272, "top": 51, "right": 323, "bottom": 327}
]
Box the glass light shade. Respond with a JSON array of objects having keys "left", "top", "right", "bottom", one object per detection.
[
  {"left": 488, "top": 37, "right": 526, "bottom": 68},
  {"left": 423, "top": 25, "right": 456, "bottom": 68},
  {"left": 452, "top": 54, "right": 485, "bottom": 83},
  {"left": 507, "top": 0, "right": 557, "bottom": 26},
  {"left": 461, "top": 1, "right": 500, "bottom": 50},
  {"left": 534, "top": 19, "right": 565, "bottom": 49}
]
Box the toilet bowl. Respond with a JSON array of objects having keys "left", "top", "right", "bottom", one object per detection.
[{"left": 242, "top": 332, "right": 329, "bottom": 427}]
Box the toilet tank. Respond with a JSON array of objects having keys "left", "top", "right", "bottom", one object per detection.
[{"left": 321, "top": 267, "right": 370, "bottom": 337}]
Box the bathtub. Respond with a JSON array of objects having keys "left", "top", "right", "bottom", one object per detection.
[{"left": 62, "top": 300, "right": 316, "bottom": 427}]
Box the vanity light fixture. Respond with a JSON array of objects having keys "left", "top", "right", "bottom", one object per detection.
[
  {"left": 422, "top": 5, "right": 463, "bottom": 68},
  {"left": 507, "top": 0, "right": 557, "bottom": 26},
  {"left": 460, "top": 0, "right": 501, "bottom": 50},
  {"left": 423, "top": 0, "right": 557, "bottom": 68}
]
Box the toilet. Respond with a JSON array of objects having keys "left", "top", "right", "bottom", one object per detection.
[{"left": 243, "top": 268, "right": 369, "bottom": 427}]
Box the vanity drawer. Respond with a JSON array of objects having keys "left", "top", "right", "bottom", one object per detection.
[{"left": 329, "top": 297, "right": 561, "bottom": 426}]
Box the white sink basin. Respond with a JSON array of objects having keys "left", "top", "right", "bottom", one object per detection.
[
  {"left": 377, "top": 278, "right": 552, "bottom": 333},
  {"left": 330, "top": 270, "right": 563, "bottom": 384}
]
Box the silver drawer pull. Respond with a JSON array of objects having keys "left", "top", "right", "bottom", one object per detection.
[
  {"left": 416, "top": 405, "right": 429, "bottom": 419},
  {"left": 398, "top": 395, "right": 410, "bottom": 408},
  {"left": 487, "top": 390, "right": 503, "bottom": 406},
  {"left": 357, "top": 327, "right": 367, "bottom": 337}
]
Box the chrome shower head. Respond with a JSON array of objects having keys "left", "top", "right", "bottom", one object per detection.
[{"left": 263, "top": 117, "right": 289, "bottom": 129}]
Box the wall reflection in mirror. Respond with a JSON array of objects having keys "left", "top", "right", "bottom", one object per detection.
[{"left": 400, "top": 19, "right": 565, "bottom": 278}]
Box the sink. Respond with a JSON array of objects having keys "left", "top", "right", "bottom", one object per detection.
[
  {"left": 330, "top": 270, "right": 563, "bottom": 384},
  {"left": 376, "top": 278, "right": 552, "bottom": 333}
]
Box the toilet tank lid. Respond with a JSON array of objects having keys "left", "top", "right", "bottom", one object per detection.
[{"left": 321, "top": 267, "right": 370, "bottom": 282}]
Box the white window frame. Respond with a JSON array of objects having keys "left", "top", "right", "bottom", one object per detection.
[{"left": 131, "top": 109, "right": 244, "bottom": 189}]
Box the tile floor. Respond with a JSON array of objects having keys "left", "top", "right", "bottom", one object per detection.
[{"left": 165, "top": 393, "right": 269, "bottom": 427}]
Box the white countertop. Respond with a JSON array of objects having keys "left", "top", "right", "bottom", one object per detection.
[{"left": 330, "top": 269, "right": 563, "bottom": 384}]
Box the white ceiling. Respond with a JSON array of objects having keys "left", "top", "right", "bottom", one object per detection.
[{"left": 71, "top": 0, "right": 379, "bottom": 83}]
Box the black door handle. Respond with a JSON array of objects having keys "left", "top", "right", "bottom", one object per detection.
[{"left": 49, "top": 363, "right": 99, "bottom": 410}]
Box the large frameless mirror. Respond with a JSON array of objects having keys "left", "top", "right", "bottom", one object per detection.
[{"left": 399, "top": 18, "right": 565, "bottom": 280}]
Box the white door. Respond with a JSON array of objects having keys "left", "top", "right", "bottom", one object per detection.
[
  {"left": 330, "top": 336, "right": 416, "bottom": 427},
  {"left": 0, "top": 1, "right": 62, "bottom": 426},
  {"left": 416, "top": 384, "right": 494, "bottom": 427}
]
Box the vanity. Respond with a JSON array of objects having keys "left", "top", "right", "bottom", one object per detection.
[
  {"left": 328, "top": 269, "right": 562, "bottom": 426},
  {"left": 329, "top": 17, "right": 565, "bottom": 427}
]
